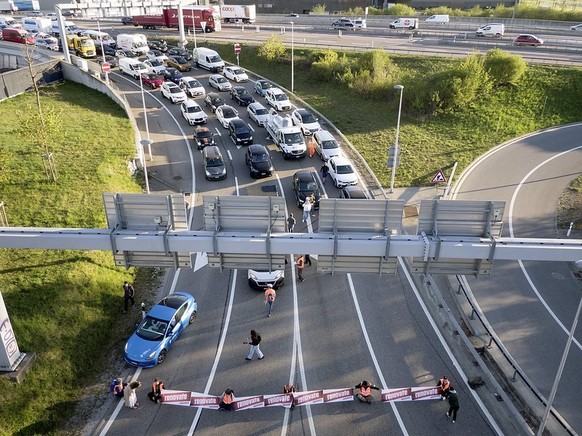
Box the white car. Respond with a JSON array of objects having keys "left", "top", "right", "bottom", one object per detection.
[
  {"left": 180, "top": 100, "right": 207, "bottom": 125},
  {"left": 313, "top": 130, "right": 341, "bottom": 161},
  {"left": 215, "top": 105, "right": 240, "bottom": 128},
  {"left": 247, "top": 102, "right": 270, "bottom": 127},
  {"left": 35, "top": 36, "right": 59, "bottom": 51},
  {"left": 570, "top": 23, "right": 582, "bottom": 31},
  {"left": 145, "top": 50, "right": 169, "bottom": 63},
  {"left": 265, "top": 87, "right": 292, "bottom": 111},
  {"left": 209, "top": 74, "right": 232, "bottom": 92},
  {"left": 143, "top": 59, "right": 166, "bottom": 74},
  {"left": 223, "top": 66, "right": 249, "bottom": 82},
  {"left": 354, "top": 18, "right": 367, "bottom": 29},
  {"left": 291, "top": 108, "right": 321, "bottom": 136},
  {"left": 179, "top": 77, "right": 205, "bottom": 97},
  {"left": 160, "top": 82, "right": 187, "bottom": 104},
  {"left": 328, "top": 156, "right": 358, "bottom": 188}
]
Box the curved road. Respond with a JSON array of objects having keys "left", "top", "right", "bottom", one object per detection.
[{"left": 451, "top": 124, "right": 582, "bottom": 432}]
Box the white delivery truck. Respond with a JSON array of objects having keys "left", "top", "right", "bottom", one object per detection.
[
  {"left": 21, "top": 17, "right": 52, "bottom": 33},
  {"left": 0, "top": 14, "right": 20, "bottom": 27},
  {"left": 220, "top": 4, "right": 256, "bottom": 24},
  {"left": 476, "top": 23, "right": 505, "bottom": 38},
  {"left": 0, "top": 1, "right": 17, "bottom": 13},
  {"left": 265, "top": 113, "right": 306, "bottom": 159},
  {"left": 116, "top": 33, "right": 149, "bottom": 56},
  {"left": 119, "top": 58, "right": 148, "bottom": 79},
  {"left": 388, "top": 18, "right": 418, "bottom": 29},
  {"left": 425, "top": 14, "right": 449, "bottom": 24},
  {"left": 192, "top": 47, "right": 224, "bottom": 73},
  {"left": 51, "top": 20, "right": 79, "bottom": 35},
  {"left": 82, "top": 29, "right": 116, "bottom": 46}
]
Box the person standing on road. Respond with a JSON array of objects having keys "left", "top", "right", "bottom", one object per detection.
[
  {"left": 302, "top": 198, "right": 312, "bottom": 223},
  {"left": 287, "top": 213, "right": 296, "bottom": 233},
  {"left": 305, "top": 254, "right": 312, "bottom": 266},
  {"left": 123, "top": 281, "right": 135, "bottom": 314},
  {"left": 124, "top": 380, "right": 141, "bottom": 409},
  {"left": 437, "top": 375, "right": 452, "bottom": 400},
  {"left": 354, "top": 380, "right": 380, "bottom": 404},
  {"left": 244, "top": 330, "right": 264, "bottom": 361},
  {"left": 264, "top": 287, "right": 276, "bottom": 317},
  {"left": 446, "top": 388, "right": 460, "bottom": 423},
  {"left": 320, "top": 162, "right": 329, "bottom": 184},
  {"left": 308, "top": 137, "right": 316, "bottom": 158},
  {"left": 296, "top": 255, "right": 305, "bottom": 282}
]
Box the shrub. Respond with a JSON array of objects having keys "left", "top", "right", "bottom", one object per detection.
[
  {"left": 484, "top": 48, "right": 527, "bottom": 86},
  {"left": 257, "top": 34, "right": 286, "bottom": 62},
  {"left": 311, "top": 3, "right": 327, "bottom": 14},
  {"left": 311, "top": 49, "right": 351, "bottom": 81},
  {"left": 387, "top": 4, "right": 416, "bottom": 16}
]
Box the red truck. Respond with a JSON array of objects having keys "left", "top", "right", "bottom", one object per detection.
[{"left": 131, "top": 8, "right": 221, "bottom": 32}]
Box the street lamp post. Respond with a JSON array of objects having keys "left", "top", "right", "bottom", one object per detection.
[
  {"left": 96, "top": 19, "right": 109, "bottom": 84},
  {"left": 139, "top": 73, "right": 152, "bottom": 194},
  {"left": 290, "top": 21, "right": 294, "bottom": 93},
  {"left": 390, "top": 84, "right": 404, "bottom": 194},
  {"left": 192, "top": 15, "right": 197, "bottom": 49}
]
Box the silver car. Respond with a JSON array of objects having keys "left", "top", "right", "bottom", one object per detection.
[{"left": 247, "top": 102, "right": 270, "bottom": 127}]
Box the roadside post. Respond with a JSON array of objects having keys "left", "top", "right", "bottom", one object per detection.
[{"left": 234, "top": 43, "right": 241, "bottom": 65}]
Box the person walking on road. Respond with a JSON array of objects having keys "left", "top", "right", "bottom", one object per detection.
[
  {"left": 219, "top": 389, "right": 235, "bottom": 411},
  {"left": 123, "top": 281, "right": 135, "bottom": 314},
  {"left": 305, "top": 254, "right": 312, "bottom": 266},
  {"left": 244, "top": 330, "right": 264, "bottom": 361},
  {"left": 308, "top": 137, "right": 316, "bottom": 158},
  {"left": 287, "top": 213, "right": 296, "bottom": 233},
  {"left": 320, "top": 162, "right": 329, "bottom": 184},
  {"left": 354, "top": 380, "right": 380, "bottom": 404},
  {"left": 264, "top": 287, "right": 277, "bottom": 317},
  {"left": 296, "top": 255, "right": 305, "bottom": 282},
  {"left": 446, "top": 389, "right": 460, "bottom": 423},
  {"left": 302, "top": 198, "right": 313, "bottom": 223},
  {"left": 437, "top": 375, "right": 452, "bottom": 400}
]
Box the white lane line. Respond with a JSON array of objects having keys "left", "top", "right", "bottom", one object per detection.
[
  {"left": 187, "top": 270, "right": 238, "bottom": 435},
  {"left": 346, "top": 273, "right": 409, "bottom": 435},
  {"left": 508, "top": 145, "right": 582, "bottom": 351},
  {"left": 227, "top": 149, "right": 233, "bottom": 161},
  {"left": 276, "top": 174, "right": 315, "bottom": 435},
  {"left": 398, "top": 258, "right": 503, "bottom": 435}
]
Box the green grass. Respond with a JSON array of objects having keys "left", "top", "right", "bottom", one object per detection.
[
  {"left": 202, "top": 42, "right": 582, "bottom": 187},
  {"left": 0, "top": 82, "right": 147, "bottom": 435}
]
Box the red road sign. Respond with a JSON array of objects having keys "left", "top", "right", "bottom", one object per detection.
[
  {"left": 234, "top": 43, "right": 241, "bottom": 54},
  {"left": 431, "top": 169, "right": 447, "bottom": 184},
  {"left": 101, "top": 62, "right": 111, "bottom": 73}
]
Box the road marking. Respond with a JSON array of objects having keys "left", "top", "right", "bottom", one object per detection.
[
  {"left": 397, "top": 258, "right": 503, "bottom": 435},
  {"left": 346, "top": 273, "right": 409, "bottom": 435},
  {"left": 508, "top": 145, "right": 582, "bottom": 351},
  {"left": 276, "top": 174, "right": 315, "bottom": 435}
]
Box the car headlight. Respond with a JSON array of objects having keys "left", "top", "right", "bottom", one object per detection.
[
  {"left": 145, "top": 351, "right": 157, "bottom": 360},
  {"left": 249, "top": 272, "right": 257, "bottom": 280},
  {"left": 220, "top": 168, "right": 226, "bottom": 175},
  {"left": 275, "top": 271, "right": 284, "bottom": 280},
  {"left": 124, "top": 343, "right": 128, "bottom": 352}
]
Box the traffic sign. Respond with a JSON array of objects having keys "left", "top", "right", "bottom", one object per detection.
[
  {"left": 234, "top": 43, "right": 241, "bottom": 54},
  {"left": 431, "top": 169, "right": 447, "bottom": 184},
  {"left": 101, "top": 62, "right": 111, "bottom": 73}
]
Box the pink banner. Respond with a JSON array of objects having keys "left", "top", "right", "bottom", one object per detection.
[
  {"left": 293, "top": 390, "right": 324, "bottom": 406},
  {"left": 264, "top": 393, "right": 293, "bottom": 408},
  {"left": 323, "top": 388, "right": 354, "bottom": 403},
  {"left": 190, "top": 393, "right": 220, "bottom": 409},
  {"left": 160, "top": 390, "right": 192, "bottom": 406},
  {"left": 382, "top": 388, "right": 412, "bottom": 402},
  {"left": 234, "top": 395, "right": 264, "bottom": 411},
  {"left": 411, "top": 387, "right": 442, "bottom": 401}
]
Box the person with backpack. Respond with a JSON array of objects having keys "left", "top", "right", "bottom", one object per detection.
[
  {"left": 243, "top": 329, "right": 264, "bottom": 361},
  {"left": 123, "top": 281, "right": 135, "bottom": 314},
  {"left": 264, "top": 286, "right": 276, "bottom": 317},
  {"left": 148, "top": 377, "right": 165, "bottom": 404}
]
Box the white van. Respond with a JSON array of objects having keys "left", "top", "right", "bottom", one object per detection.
[
  {"left": 192, "top": 47, "right": 225, "bottom": 73},
  {"left": 22, "top": 17, "right": 53, "bottom": 33},
  {"left": 82, "top": 29, "right": 116, "bottom": 47},
  {"left": 119, "top": 58, "right": 148, "bottom": 79},
  {"left": 51, "top": 20, "right": 79, "bottom": 35},
  {"left": 0, "top": 15, "right": 20, "bottom": 28},
  {"left": 116, "top": 33, "right": 149, "bottom": 56},
  {"left": 425, "top": 14, "right": 449, "bottom": 24},
  {"left": 388, "top": 18, "right": 418, "bottom": 30},
  {"left": 476, "top": 23, "right": 505, "bottom": 38}
]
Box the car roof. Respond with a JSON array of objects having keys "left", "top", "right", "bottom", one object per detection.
[
  {"left": 183, "top": 99, "right": 199, "bottom": 107},
  {"left": 294, "top": 170, "right": 315, "bottom": 181},
  {"left": 331, "top": 156, "right": 351, "bottom": 165},
  {"left": 230, "top": 118, "right": 247, "bottom": 127},
  {"left": 315, "top": 130, "right": 335, "bottom": 141},
  {"left": 233, "top": 85, "right": 245, "bottom": 91},
  {"left": 269, "top": 87, "right": 285, "bottom": 95},
  {"left": 296, "top": 108, "right": 310, "bottom": 115},
  {"left": 343, "top": 186, "right": 368, "bottom": 198},
  {"left": 196, "top": 126, "right": 210, "bottom": 132},
  {"left": 249, "top": 144, "right": 267, "bottom": 153},
  {"left": 248, "top": 102, "right": 266, "bottom": 109}
]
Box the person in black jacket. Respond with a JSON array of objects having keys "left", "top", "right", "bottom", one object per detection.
[
  {"left": 354, "top": 380, "right": 380, "bottom": 403},
  {"left": 123, "top": 281, "right": 135, "bottom": 313},
  {"left": 243, "top": 330, "right": 264, "bottom": 361},
  {"left": 446, "top": 389, "right": 460, "bottom": 423}
]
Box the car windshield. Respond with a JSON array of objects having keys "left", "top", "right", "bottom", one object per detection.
[
  {"left": 232, "top": 68, "right": 244, "bottom": 75},
  {"left": 236, "top": 126, "right": 250, "bottom": 134},
  {"left": 222, "top": 108, "right": 236, "bottom": 117},
  {"left": 260, "top": 82, "right": 271, "bottom": 89},
  {"left": 255, "top": 108, "right": 268, "bottom": 115},
  {"left": 170, "top": 87, "right": 182, "bottom": 94},
  {"left": 197, "top": 130, "right": 212, "bottom": 138},
  {"left": 275, "top": 94, "right": 289, "bottom": 101},
  {"left": 322, "top": 140, "right": 338, "bottom": 149},
  {"left": 212, "top": 98, "right": 224, "bottom": 105},
  {"left": 209, "top": 55, "right": 221, "bottom": 62},
  {"left": 150, "top": 59, "right": 162, "bottom": 66},
  {"left": 217, "top": 77, "right": 227, "bottom": 83},
  {"left": 175, "top": 57, "right": 187, "bottom": 63},
  {"left": 239, "top": 90, "right": 251, "bottom": 96},
  {"left": 187, "top": 80, "right": 200, "bottom": 88},
  {"left": 136, "top": 316, "right": 168, "bottom": 341},
  {"left": 284, "top": 133, "right": 303, "bottom": 144},
  {"left": 206, "top": 157, "right": 223, "bottom": 167},
  {"left": 252, "top": 153, "right": 269, "bottom": 162},
  {"left": 186, "top": 105, "right": 200, "bottom": 113},
  {"left": 336, "top": 164, "right": 354, "bottom": 174},
  {"left": 301, "top": 113, "right": 317, "bottom": 123},
  {"left": 300, "top": 181, "right": 317, "bottom": 191}
]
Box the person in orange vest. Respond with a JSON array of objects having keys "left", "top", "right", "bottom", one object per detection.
[
  {"left": 308, "top": 137, "right": 316, "bottom": 158},
  {"left": 354, "top": 380, "right": 380, "bottom": 403},
  {"left": 296, "top": 255, "right": 305, "bottom": 282},
  {"left": 219, "top": 388, "right": 235, "bottom": 411},
  {"left": 437, "top": 375, "right": 452, "bottom": 400},
  {"left": 264, "top": 286, "right": 276, "bottom": 317},
  {"left": 148, "top": 377, "right": 165, "bottom": 404}
]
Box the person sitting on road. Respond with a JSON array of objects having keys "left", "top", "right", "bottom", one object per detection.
[
  {"left": 219, "top": 388, "right": 235, "bottom": 411},
  {"left": 354, "top": 380, "right": 380, "bottom": 404}
]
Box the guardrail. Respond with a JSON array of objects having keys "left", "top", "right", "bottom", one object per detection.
[{"left": 454, "top": 274, "right": 577, "bottom": 435}]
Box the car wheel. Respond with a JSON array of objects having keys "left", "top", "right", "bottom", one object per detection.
[
  {"left": 189, "top": 311, "right": 197, "bottom": 324},
  {"left": 157, "top": 349, "right": 167, "bottom": 364}
]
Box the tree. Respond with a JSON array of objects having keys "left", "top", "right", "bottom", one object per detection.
[
  {"left": 311, "top": 4, "right": 327, "bottom": 14},
  {"left": 258, "top": 34, "right": 286, "bottom": 62},
  {"left": 484, "top": 48, "right": 527, "bottom": 86}
]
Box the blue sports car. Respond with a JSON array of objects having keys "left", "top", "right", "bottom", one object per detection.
[{"left": 124, "top": 292, "right": 197, "bottom": 367}]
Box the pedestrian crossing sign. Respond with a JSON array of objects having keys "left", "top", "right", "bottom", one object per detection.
[{"left": 431, "top": 169, "right": 447, "bottom": 184}]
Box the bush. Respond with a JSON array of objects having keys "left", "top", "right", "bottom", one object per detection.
[
  {"left": 484, "top": 48, "right": 527, "bottom": 86},
  {"left": 311, "top": 3, "right": 327, "bottom": 14},
  {"left": 387, "top": 4, "right": 416, "bottom": 16},
  {"left": 311, "top": 49, "right": 351, "bottom": 81},
  {"left": 257, "top": 34, "right": 286, "bottom": 62}
]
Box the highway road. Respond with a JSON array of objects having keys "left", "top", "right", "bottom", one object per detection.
[
  {"left": 451, "top": 125, "right": 582, "bottom": 433},
  {"left": 93, "top": 65, "right": 500, "bottom": 435}
]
